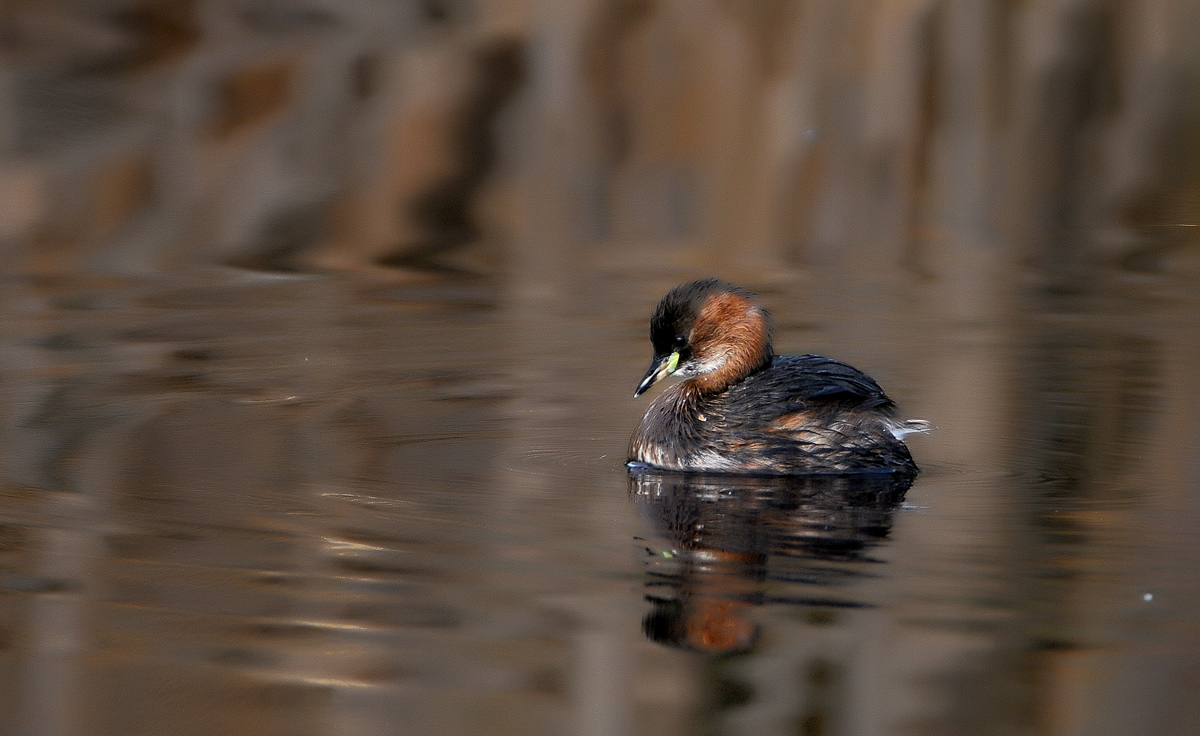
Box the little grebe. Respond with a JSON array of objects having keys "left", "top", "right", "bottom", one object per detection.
[{"left": 629, "top": 279, "right": 928, "bottom": 475}]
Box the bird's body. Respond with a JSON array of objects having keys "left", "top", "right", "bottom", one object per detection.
[{"left": 629, "top": 279, "right": 925, "bottom": 475}]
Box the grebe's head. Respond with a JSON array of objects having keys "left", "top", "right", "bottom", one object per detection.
[{"left": 634, "top": 278, "right": 773, "bottom": 397}]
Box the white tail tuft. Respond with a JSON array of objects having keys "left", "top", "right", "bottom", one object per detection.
[{"left": 889, "top": 419, "right": 935, "bottom": 439}]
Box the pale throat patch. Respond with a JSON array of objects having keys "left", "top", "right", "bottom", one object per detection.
[{"left": 679, "top": 350, "right": 730, "bottom": 376}]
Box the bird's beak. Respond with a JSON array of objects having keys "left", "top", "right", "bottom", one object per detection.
[{"left": 634, "top": 352, "right": 680, "bottom": 397}]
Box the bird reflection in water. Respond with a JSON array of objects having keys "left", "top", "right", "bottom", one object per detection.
[{"left": 629, "top": 469, "right": 913, "bottom": 653}]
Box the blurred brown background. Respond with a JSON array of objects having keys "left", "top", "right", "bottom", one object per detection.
[{"left": 1, "top": 0, "right": 1196, "bottom": 282}]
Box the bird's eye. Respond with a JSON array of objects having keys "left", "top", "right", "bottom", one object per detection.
[{"left": 673, "top": 335, "right": 687, "bottom": 348}]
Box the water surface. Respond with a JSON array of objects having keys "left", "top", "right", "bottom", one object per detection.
[{"left": 1, "top": 263, "right": 1199, "bottom": 736}]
